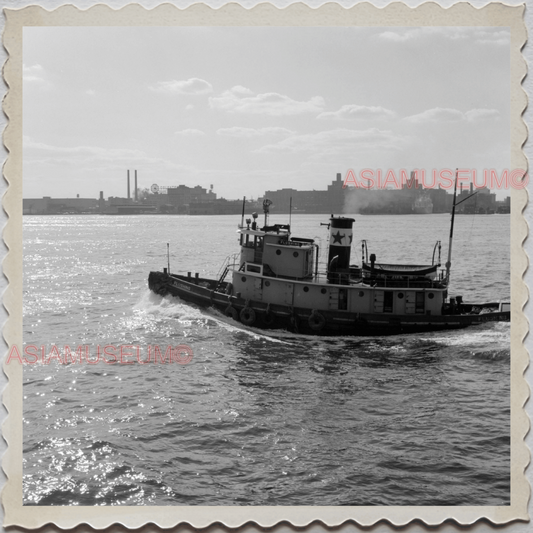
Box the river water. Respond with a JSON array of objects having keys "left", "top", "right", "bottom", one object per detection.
[{"left": 22, "top": 213, "right": 510, "bottom": 505}]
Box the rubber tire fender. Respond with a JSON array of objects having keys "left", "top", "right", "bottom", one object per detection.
[
  {"left": 240, "top": 306, "right": 256, "bottom": 326},
  {"left": 308, "top": 310, "right": 326, "bottom": 332}
]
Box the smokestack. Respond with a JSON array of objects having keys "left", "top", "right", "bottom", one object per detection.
[
  {"left": 470, "top": 182, "right": 473, "bottom": 194},
  {"left": 127, "top": 170, "right": 130, "bottom": 200},
  {"left": 99, "top": 191, "right": 105, "bottom": 213},
  {"left": 327, "top": 216, "right": 355, "bottom": 284},
  {"left": 135, "top": 170, "right": 138, "bottom": 201}
]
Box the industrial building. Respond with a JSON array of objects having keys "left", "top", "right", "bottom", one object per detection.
[
  {"left": 264, "top": 173, "right": 346, "bottom": 214},
  {"left": 23, "top": 196, "right": 98, "bottom": 215},
  {"left": 264, "top": 173, "right": 508, "bottom": 215}
]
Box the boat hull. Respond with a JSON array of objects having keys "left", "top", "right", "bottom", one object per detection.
[{"left": 148, "top": 271, "right": 510, "bottom": 336}]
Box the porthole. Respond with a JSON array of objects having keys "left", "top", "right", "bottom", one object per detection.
[
  {"left": 293, "top": 251, "right": 299, "bottom": 258},
  {"left": 321, "top": 288, "right": 327, "bottom": 294},
  {"left": 265, "top": 280, "right": 270, "bottom": 287},
  {"left": 359, "top": 291, "right": 365, "bottom": 297},
  {"left": 428, "top": 292, "right": 434, "bottom": 299},
  {"left": 303, "top": 286, "right": 309, "bottom": 292},
  {"left": 241, "top": 276, "right": 246, "bottom": 283},
  {"left": 397, "top": 292, "right": 404, "bottom": 299},
  {"left": 276, "top": 249, "right": 282, "bottom": 255}
]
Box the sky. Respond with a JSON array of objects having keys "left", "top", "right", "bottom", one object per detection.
[{"left": 22, "top": 26, "right": 511, "bottom": 200}]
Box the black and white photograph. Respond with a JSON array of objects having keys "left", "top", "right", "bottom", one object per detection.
[{"left": 1, "top": 1, "right": 530, "bottom": 529}]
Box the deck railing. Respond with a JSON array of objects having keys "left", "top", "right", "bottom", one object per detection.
[{"left": 216, "top": 252, "right": 240, "bottom": 280}]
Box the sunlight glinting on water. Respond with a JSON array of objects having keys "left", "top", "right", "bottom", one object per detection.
[{"left": 23, "top": 214, "right": 510, "bottom": 506}]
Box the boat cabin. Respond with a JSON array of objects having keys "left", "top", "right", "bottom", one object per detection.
[
  {"left": 229, "top": 210, "right": 447, "bottom": 318},
  {"left": 238, "top": 222, "right": 316, "bottom": 280}
]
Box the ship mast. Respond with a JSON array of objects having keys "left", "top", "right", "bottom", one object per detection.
[
  {"left": 445, "top": 169, "right": 459, "bottom": 285},
  {"left": 240, "top": 197, "right": 246, "bottom": 245}
]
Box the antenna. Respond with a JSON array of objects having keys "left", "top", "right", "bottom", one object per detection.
[
  {"left": 241, "top": 197, "right": 246, "bottom": 225},
  {"left": 240, "top": 197, "right": 246, "bottom": 245},
  {"left": 289, "top": 196, "right": 292, "bottom": 230}
]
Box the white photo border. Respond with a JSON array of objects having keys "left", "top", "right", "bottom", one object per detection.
[{"left": 2, "top": 2, "right": 529, "bottom": 529}]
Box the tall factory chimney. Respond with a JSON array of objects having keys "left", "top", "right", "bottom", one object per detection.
[
  {"left": 135, "top": 170, "right": 138, "bottom": 201},
  {"left": 127, "top": 170, "right": 131, "bottom": 200}
]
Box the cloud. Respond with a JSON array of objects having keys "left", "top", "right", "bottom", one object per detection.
[
  {"left": 209, "top": 86, "right": 325, "bottom": 116},
  {"left": 405, "top": 107, "right": 500, "bottom": 124},
  {"left": 254, "top": 128, "right": 405, "bottom": 155},
  {"left": 404, "top": 107, "right": 465, "bottom": 123},
  {"left": 23, "top": 64, "right": 50, "bottom": 88},
  {"left": 149, "top": 77, "right": 213, "bottom": 95},
  {"left": 230, "top": 85, "right": 254, "bottom": 96},
  {"left": 378, "top": 27, "right": 469, "bottom": 42},
  {"left": 216, "top": 127, "right": 294, "bottom": 138},
  {"left": 465, "top": 108, "right": 500, "bottom": 122},
  {"left": 24, "top": 136, "right": 142, "bottom": 158},
  {"left": 318, "top": 104, "right": 396, "bottom": 121},
  {"left": 23, "top": 136, "right": 187, "bottom": 171},
  {"left": 23, "top": 64, "right": 44, "bottom": 80},
  {"left": 475, "top": 29, "right": 510, "bottom": 46},
  {"left": 378, "top": 27, "right": 510, "bottom": 47},
  {"left": 85, "top": 89, "right": 96, "bottom": 96},
  {"left": 378, "top": 30, "right": 416, "bottom": 43},
  {"left": 174, "top": 129, "right": 206, "bottom": 137}
]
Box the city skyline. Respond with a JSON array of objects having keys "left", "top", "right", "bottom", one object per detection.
[
  {"left": 23, "top": 26, "right": 510, "bottom": 200},
  {"left": 23, "top": 169, "right": 510, "bottom": 217}
]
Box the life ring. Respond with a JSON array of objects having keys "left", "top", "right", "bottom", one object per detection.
[
  {"left": 225, "top": 305, "right": 238, "bottom": 321},
  {"left": 240, "top": 306, "right": 256, "bottom": 326},
  {"left": 308, "top": 310, "right": 326, "bottom": 332}
]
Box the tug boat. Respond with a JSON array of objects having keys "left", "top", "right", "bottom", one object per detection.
[{"left": 148, "top": 196, "right": 510, "bottom": 336}]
